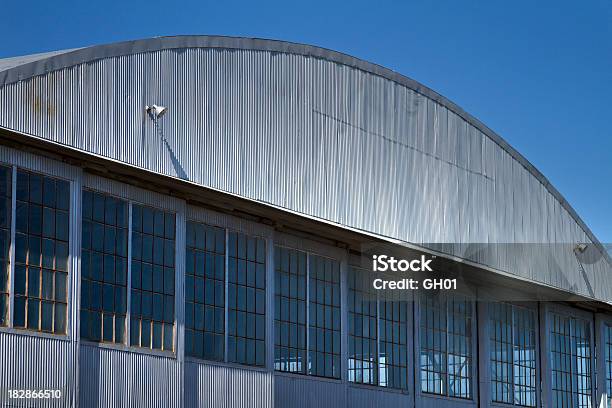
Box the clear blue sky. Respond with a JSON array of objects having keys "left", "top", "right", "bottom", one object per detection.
[{"left": 2, "top": 1, "right": 611, "bottom": 244}]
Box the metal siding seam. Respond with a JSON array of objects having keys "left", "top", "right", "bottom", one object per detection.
[
  {"left": 70, "top": 168, "right": 84, "bottom": 408},
  {"left": 8, "top": 166, "right": 16, "bottom": 327}
]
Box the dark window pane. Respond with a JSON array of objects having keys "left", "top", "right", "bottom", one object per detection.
[
  {"left": 115, "top": 316, "right": 125, "bottom": 343},
  {"left": 54, "top": 303, "right": 66, "bottom": 334},
  {"left": 41, "top": 269, "right": 54, "bottom": 300},
  {"left": 29, "top": 174, "right": 42, "bottom": 204},
  {"left": 28, "top": 268, "right": 40, "bottom": 297},
  {"left": 42, "top": 207, "right": 55, "bottom": 238},
  {"left": 55, "top": 272, "right": 67, "bottom": 302},
  {"left": 41, "top": 301, "right": 53, "bottom": 331},
  {"left": 152, "top": 322, "right": 163, "bottom": 349},
  {"left": 16, "top": 201, "right": 28, "bottom": 233},
  {"left": 130, "top": 319, "right": 140, "bottom": 346},
  {"left": 14, "top": 296, "right": 26, "bottom": 327},
  {"left": 56, "top": 211, "right": 69, "bottom": 241},
  {"left": 164, "top": 323, "right": 173, "bottom": 351},
  {"left": 42, "top": 238, "right": 54, "bottom": 268},
  {"left": 28, "top": 236, "right": 41, "bottom": 267},
  {"left": 15, "top": 265, "right": 26, "bottom": 295},
  {"left": 103, "top": 314, "right": 114, "bottom": 342},
  {"left": 141, "top": 320, "right": 151, "bottom": 347},
  {"left": 27, "top": 299, "right": 40, "bottom": 330}
]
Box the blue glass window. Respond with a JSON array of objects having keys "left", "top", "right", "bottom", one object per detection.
[
  {"left": 14, "top": 170, "right": 70, "bottom": 334},
  {"left": 227, "top": 231, "right": 266, "bottom": 366},
  {"left": 184, "top": 220, "right": 225, "bottom": 360},
  {"left": 80, "top": 190, "right": 128, "bottom": 343},
  {"left": 130, "top": 204, "right": 175, "bottom": 351}
]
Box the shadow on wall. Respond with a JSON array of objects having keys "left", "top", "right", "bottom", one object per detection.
[{"left": 141, "top": 112, "right": 189, "bottom": 181}]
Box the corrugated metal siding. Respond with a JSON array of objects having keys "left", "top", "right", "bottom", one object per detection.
[
  {"left": 79, "top": 344, "right": 181, "bottom": 408},
  {"left": 275, "top": 375, "right": 346, "bottom": 408},
  {"left": 347, "top": 386, "right": 412, "bottom": 408},
  {"left": 184, "top": 361, "right": 274, "bottom": 408},
  {"left": 0, "top": 331, "right": 73, "bottom": 407},
  {"left": 0, "top": 47, "right": 608, "bottom": 302}
]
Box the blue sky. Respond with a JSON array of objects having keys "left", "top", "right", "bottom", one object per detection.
[{"left": 2, "top": 0, "right": 611, "bottom": 244}]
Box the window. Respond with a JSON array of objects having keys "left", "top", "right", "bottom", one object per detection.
[
  {"left": 379, "top": 289, "right": 409, "bottom": 390},
  {"left": 308, "top": 254, "right": 341, "bottom": 378},
  {"left": 80, "top": 190, "right": 128, "bottom": 343},
  {"left": 130, "top": 204, "right": 175, "bottom": 351},
  {"left": 550, "top": 314, "right": 592, "bottom": 408},
  {"left": 490, "top": 303, "right": 537, "bottom": 406},
  {"left": 184, "top": 220, "right": 225, "bottom": 360},
  {"left": 348, "top": 266, "right": 409, "bottom": 390},
  {"left": 348, "top": 266, "right": 378, "bottom": 385},
  {"left": 227, "top": 231, "right": 266, "bottom": 366},
  {"left": 273, "top": 247, "right": 340, "bottom": 379},
  {"left": 0, "top": 166, "right": 11, "bottom": 326},
  {"left": 13, "top": 170, "right": 70, "bottom": 334},
  {"left": 605, "top": 325, "right": 612, "bottom": 408},
  {"left": 420, "top": 294, "right": 473, "bottom": 399},
  {"left": 274, "top": 246, "right": 307, "bottom": 373}
]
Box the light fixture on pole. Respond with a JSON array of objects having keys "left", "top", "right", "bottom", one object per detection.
[
  {"left": 145, "top": 104, "right": 167, "bottom": 119},
  {"left": 574, "top": 243, "right": 588, "bottom": 253}
]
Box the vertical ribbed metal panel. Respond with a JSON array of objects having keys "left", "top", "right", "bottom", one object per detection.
[
  {"left": 0, "top": 47, "right": 608, "bottom": 303},
  {"left": 184, "top": 361, "right": 273, "bottom": 408},
  {"left": 275, "top": 375, "right": 346, "bottom": 408},
  {"left": 0, "top": 332, "right": 72, "bottom": 407},
  {"left": 79, "top": 344, "right": 181, "bottom": 408},
  {"left": 347, "top": 386, "right": 412, "bottom": 408}
]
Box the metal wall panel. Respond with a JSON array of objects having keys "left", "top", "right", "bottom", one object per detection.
[
  {"left": 275, "top": 375, "right": 346, "bottom": 408},
  {"left": 0, "top": 43, "right": 609, "bottom": 304},
  {"left": 79, "top": 344, "right": 181, "bottom": 408},
  {"left": 184, "top": 361, "right": 274, "bottom": 408},
  {"left": 347, "top": 385, "right": 412, "bottom": 408},
  {"left": 0, "top": 331, "right": 73, "bottom": 407}
]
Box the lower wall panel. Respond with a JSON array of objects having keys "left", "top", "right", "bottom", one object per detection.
[
  {"left": 275, "top": 375, "right": 346, "bottom": 408},
  {"left": 184, "top": 361, "right": 273, "bottom": 408},
  {"left": 347, "top": 385, "right": 412, "bottom": 408},
  {"left": 0, "top": 331, "right": 74, "bottom": 408},
  {"left": 79, "top": 344, "right": 181, "bottom": 408}
]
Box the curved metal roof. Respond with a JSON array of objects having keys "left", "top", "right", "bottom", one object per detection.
[{"left": 0, "top": 35, "right": 606, "bottom": 259}]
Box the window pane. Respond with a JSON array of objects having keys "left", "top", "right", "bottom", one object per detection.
[
  {"left": 15, "top": 170, "right": 70, "bottom": 335},
  {"left": 130, "top": 204, "right": 175, "bottom": 351},
  {"left": 80, "top": 189, "right": 128, "bottom": 344}
]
